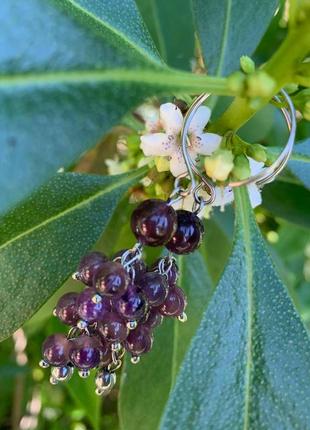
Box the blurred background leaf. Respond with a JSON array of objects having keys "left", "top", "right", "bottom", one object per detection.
[
  {"left": 192, "top": 0, "right": 278, "bottom": 75},
  {"left": 136, "top": 0, "right": 195, "bottom": 70}
]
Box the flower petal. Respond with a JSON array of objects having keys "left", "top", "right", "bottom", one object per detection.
[
  {"left": 160, "top": 103, "right": 183, "bottom": 135},
  {"left": 247, "top": 183, "right": 262, "bottom": 208},
  {"left": 189, "top": 106, "right": 211, "bottom": 135},
  {"left": 212, "top": 186, "right": 234, "bottom": 208},
  {"left": 192, "top": 132, "right": 222, "bottom": 155},
  {"left": 171, "top": 194, "right": 195, "bottom": 212},
  {"left": 169, "top": 147, "right": 189, "bottom": 177},
  {"left": 249, "top": 157, "right": 265, "bottom": 175},
  {"left": 140, "top": 133, "right": 176, "bottom": 156}
]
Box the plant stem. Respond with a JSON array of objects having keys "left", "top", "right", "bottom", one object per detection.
[{"left": 209, "top": 19, "right": 310, "bottom": 134}]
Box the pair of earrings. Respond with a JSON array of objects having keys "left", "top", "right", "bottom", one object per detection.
[{"left": 39, "top": 89, "right": 296, "bottom": 395}]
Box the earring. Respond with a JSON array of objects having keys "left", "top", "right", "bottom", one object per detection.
[{"left": 39, "top": 89, "right": 296, "bottom": 395}]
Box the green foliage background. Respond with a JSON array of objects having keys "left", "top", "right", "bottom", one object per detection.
[{"left": 0, "top": 1, "right": 309, "bottom": 429}]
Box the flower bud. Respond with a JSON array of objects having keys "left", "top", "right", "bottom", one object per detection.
[
  {"left": 205, "top": 149, "right": 234, "bottom": 181},
  {"left": 246, "top": 71, "right": 276, "bottom": 98},
  {"left": 240, "top": 56, "right": 255, "bottom": 74},
  {"left": 246, "top": 144, "right": 267, "bottom": 163},
  {"left": 231, "top": 155, "right": 250, "bottom": 180},
  {"left": 155, "top": 156, "right": 170, "bottom": 172}
]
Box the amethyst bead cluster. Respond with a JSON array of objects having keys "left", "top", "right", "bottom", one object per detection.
[{"left": 40, "top": 199, "right": 204, "bottom": 395}]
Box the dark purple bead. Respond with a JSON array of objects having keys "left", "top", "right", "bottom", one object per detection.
[
  {"left": 55, "top": 292, "right": 79, "bottom": 325},
  {"left": 138, "top": 272, "right": 168, "bottom": 306},
  {"left": 125, "top": 326, "right": 153, "bottom": 355},
  {"left": 77, "top": 287, "right": 110, "bottom": 323},
  {"left": 158, "top": 286, "right": 187, "bottom": 317},
  {"left": 142, "top": 308, "right": 163, "bottom": 329},
  {"left": 131, "top": 199, "right": 177, "bottom": 246},
  {"left": 94, "top": 262, "right": 129, "bottom": 298},
  {"left": 166, "top": 210, "right": 204, "bottom": 254},
  {"left": 78, "top": 252, "right": 108, "bottom": 286},
  {"left": 98, "top": 337, "right": 113, "bottom": 366},
  {"left": 69, "top": 335, "right": 101, "bottom": 369},
  {"left": 115, "top": 285, "right": 148, "bottom": 320},
  {"left": 99, "top": 312, "right": 129, "bottom": 342},
  {"left": 113, "top": 249, "right": 147, "bottom": 282},
  {"left": 42, "top": 334, "right": 70, "bottom": 366}
]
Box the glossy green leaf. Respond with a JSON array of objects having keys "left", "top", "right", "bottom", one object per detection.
[
  {"left": 0, "top": 168, "right": 146, "bottom": 342},
  {"left": 161, "top": 187, "right": 310, "bottom": 429},
  {"left": 192, "top": 0, "right": 278, "bottom": 75},
  {"left": 119, "top": 252, "right": 214, "bottom": 430},
  {"left": 135, "top": 0, "right": 195, "bottom": 70},
  {"left": 0, "top": 0, "right": 231, "bottom": 214},
  {"left": 262, "top": 181, "right": 310, "bottom": 228}
]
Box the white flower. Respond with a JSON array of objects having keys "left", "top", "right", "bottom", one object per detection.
[{"left": 140, "top": 103, "right": 222, "bottom": 177}]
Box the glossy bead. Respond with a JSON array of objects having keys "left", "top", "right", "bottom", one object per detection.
[
  {"left": 166, "top": 210, "right": 204, "bottom": 254},
  {"left": 138, "top": 272, "right": 168, "bottom": 306},
  {"left": 78, "top": 252, "right": 108, "bottom": 286},
  {"left": 115, "top": 285, "right": 148, "bottom": 321},
  {"left": 77, "top": 287, "right": 110, "bottom": 323},
  {"left": 125, "top": 326, "right": 153, "bottom": 355},
  {"left": 94, "top": 262, "right": 129, "bottom": 298},
  {"left": 55, "top": 292, "right": 79, "bottom": 325},
  {"left": 142, "top": 308, "right": 163, "bottom": 329},
  {"left": 98, "top": 337, "right": 113, "bottom": 366},
  {"left": 42, "top": 334, "right": 71, "bottom": 366},
  {"left": 158, "top": 286, "right": 187, "bottom": 317},
  {"left": 69, "top": 335, "right": 101, "bottom": 369},
  {"left": 99, "top": 312, "right": 129, "bottom": 342},
  {"left": 131, "top": 199, "right": 177, "bottom": 246}
]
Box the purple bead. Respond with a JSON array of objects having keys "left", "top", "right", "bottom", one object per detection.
[
  {"left": 166, "top": 210, "right": 204, "bottom": 254},
  {"left": 55, "top": 292, "right": 79, "bottom": 325},
  {"left": 77, "top": 287, "right": 110, "bottom": 323},
  {"left": 142, "top": 308, "right": 163, "bottom": 329},
  {"left": 69, "top": 335, "right": 101, "bottom": 369},
  {"left": 94, "top": 262, "right": 129, "bottom": 298},
  {"left": 159, "top": 286, "right": 187, "bottom": 317},
  {"left": 138, "top": 272, "right": 168, "bottom": 306},
  {"left": 78, "top": 251, "right": 108, "bottom": 286},
  {"left": 125, "top": 326, "right": 153, "bottom": 355},
  {"left": 131, "top": 199, "right": 177, "bottom": 246},
  {"left": 98, "top": 337, "right": 113, "bottom": 366},
  {"left": 42, "top": 334, "right": 71, "bottom": 366},
  {"left": 113, "top": 249, "right": 147, "bottom": 282},
  {"left": 99, "top": 312, "right": 129, "bottom": 342},
  {"left": 114, "top": 285, "right": 148, "bottom": 321}
]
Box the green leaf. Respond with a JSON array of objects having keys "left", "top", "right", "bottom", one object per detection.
[
  {"left": 0, "top": 0, "right": 230, "bottom": 214},
  {"left": 119, "top": 252, "right": 214, "bottom": 430},
  {"left": 0, "top": 168, "right": 146, "bottom": 342},
  {"left": 262, "top": 181, "right": 310, "bottom": 228},
  {"left": 160, "top": 187, "right": 310, "bottom": 429},
  {"left": 135, "top": 0, "right": 195, "bottom": 70},
  {"left": 289, "top": 140, "right": 310, "bottom": 189},
  {"left": 192, "top": 0, "right": 278, "bottom": 75}
]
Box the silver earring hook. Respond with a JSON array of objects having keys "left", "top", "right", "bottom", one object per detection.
[{"left": 176, "top": 88, "right": 296, "bottom": 209}]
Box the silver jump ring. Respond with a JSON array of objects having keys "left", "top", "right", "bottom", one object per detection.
[{"left": 179, "top": 89, "right": 296, "bottom": 201}]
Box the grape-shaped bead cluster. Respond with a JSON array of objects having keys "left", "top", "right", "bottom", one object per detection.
[{"left": 40, "top": 199, "right": 204, "bottom": 395}]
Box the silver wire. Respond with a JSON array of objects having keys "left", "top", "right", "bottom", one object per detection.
[{"left": 174, "top": 89, "right": 296, "bottom": 206}]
